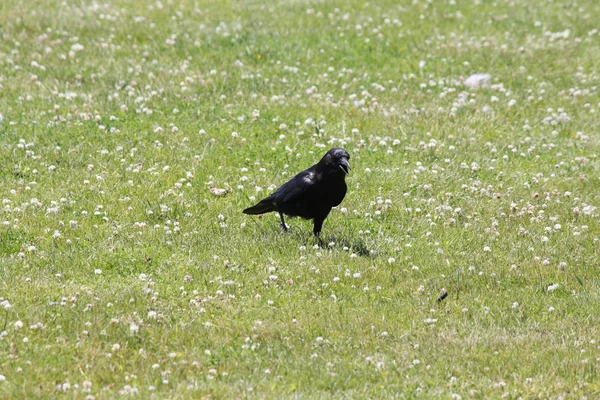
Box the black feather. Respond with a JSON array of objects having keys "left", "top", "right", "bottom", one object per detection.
[
  {"left": 243, "top": 199, "right": 276, "bottom": 215},
  {"left": 437, "top": 291, "right": 448, "bottom": 303}
]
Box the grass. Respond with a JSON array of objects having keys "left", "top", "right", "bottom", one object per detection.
[{"left": 1, "top": 0, "right": 600, "bottom": 397}]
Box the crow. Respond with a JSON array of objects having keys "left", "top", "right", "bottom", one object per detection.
[{"left": 243, "top": 148, "right": 350, "bottom": 237}]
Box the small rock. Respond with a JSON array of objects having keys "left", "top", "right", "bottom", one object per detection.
[
  {"left": 464, "top": 73, "right": 491, "bottom": 89},
  {"left": 209, "top": 187, "right": 229, "bottom": 197}
]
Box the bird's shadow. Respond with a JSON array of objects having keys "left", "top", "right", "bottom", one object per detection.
[
  {"left": 248, "top": 218, "right": 374, "bottom": 258},
  {"left": 318, "top": 235, "right": 372, "bottom": 257},
  {"left": 252, "top": 228, "right": 376, "bottom": 257}
]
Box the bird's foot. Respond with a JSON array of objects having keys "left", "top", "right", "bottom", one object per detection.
[
  {"left": 313, "top": 232, "right": 325, "bottom": 246},
  {"left": 280, "top": 222, "right": 289, "bottom": 232}
]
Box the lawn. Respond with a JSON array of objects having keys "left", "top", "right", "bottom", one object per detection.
[{"left": 1, "top": 0, "right": 600, "bottom": 398}]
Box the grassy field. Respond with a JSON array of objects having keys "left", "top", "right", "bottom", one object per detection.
[{"left": 1, "top": 0, "right": 600, "bottom": 397}]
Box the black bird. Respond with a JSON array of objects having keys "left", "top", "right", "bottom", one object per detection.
[{"left": 243, "top": 148, "right": 350, "bottom": 237}]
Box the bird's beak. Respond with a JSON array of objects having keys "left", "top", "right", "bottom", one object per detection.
[{"left": 339, "top": 158, "right": 350, "bottom": 175}]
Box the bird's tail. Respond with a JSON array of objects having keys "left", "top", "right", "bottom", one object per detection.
[{"left": 243, "top": 199, "right": 276, "bottom": 215}]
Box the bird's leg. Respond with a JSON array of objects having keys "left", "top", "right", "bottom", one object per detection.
[
  {"left": 278, "top": 212, "right": 288, "bottom": 232},
  {"left": 313, "top": 217, "right": 324, "bottom": 237},
  {"left": 313, "top": 208, "right": 331, "bottom": 238},
  {"left": 313, "top": 219, "right": 326, "bottom": 247}
]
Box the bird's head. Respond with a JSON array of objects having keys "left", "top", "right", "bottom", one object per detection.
[{"left": 320, "top": 148, "right": 351, "bottom": 175}]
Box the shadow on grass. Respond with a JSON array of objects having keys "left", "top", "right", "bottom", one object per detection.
[
  {"left": 246, "top": 217, "right": 377, "bottom": 258},
  {"left": 319, "top": 235, "right": 372, "bottom": 257},
  {"left": 273, "top": 227, "right": 374, "bottom": 258}
]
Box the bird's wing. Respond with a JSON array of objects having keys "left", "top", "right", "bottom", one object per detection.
[{"left": 273, "top": 169, "right": 317, "bottom": 204}]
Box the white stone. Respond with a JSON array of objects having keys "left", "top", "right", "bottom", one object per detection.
[{"left": 464, "top": 73, "right": 491, "bottom": 89}]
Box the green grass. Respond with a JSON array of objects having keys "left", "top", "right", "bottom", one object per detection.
[{"left": 1, "top": 0, "right": 600, "bottom": 397}]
